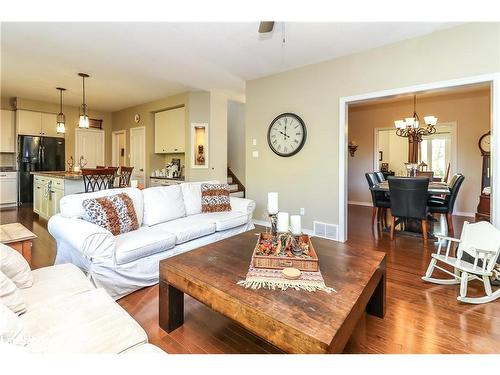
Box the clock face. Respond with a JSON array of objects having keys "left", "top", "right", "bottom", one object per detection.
[
  {"left": 479, "top": 132, "right": 491, "bottom": 154},
  {"left": 267, "top": 113, "right": 307, "bottom": 157}
]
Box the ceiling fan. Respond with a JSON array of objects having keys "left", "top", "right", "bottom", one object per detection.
[{"left": 258, "top": 21, "right": 275, "bottom": 34}]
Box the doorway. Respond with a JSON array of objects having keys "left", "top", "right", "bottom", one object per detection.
[
  {"left": 75, "top": 128, "right": 105, "bottom": 168},
  {"left": 339, "top": 74, "right": 499, "bottom": 242},
  {"left": 112, "top": 130, "right": 127, "bottom": 167},
  {"left": 129, "top": 126, "right": 146, "bottom": 185}
]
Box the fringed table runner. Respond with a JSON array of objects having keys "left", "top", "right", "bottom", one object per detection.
[{"left": 237, "top": 266, "right": 336, "bottom": 293}]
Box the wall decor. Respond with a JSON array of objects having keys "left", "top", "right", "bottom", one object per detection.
[
  {"left": 348, "top": 141, "right": 358, "bottom": 157},
  {"left": 191, "top": 123, "right": 208, "bottom": 168},
  {"left": 267, "top": 113, "right": 307, "bottom": 157},
  {"left": 134, "top": 114, "right": 140, "bottom": 123}
]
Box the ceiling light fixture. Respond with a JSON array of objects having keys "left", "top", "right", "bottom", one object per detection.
[
  {"left": 78, "top": 72, "right": 90, "bottom": 128},
  {"left": 394, "top": 95, "right": 437, "bottom": 142},
  {"left": 56, "top": 87, "right": 66, "bottom": 134}
]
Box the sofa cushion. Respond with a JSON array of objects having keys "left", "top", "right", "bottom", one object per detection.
[
  {"left": 0, "top": 302, "right": 31, "bottom": 346},
  {"left": 142, "top": 185, "right": 186, "bottom": 226},
  {"left": 0, "top": 243, "right": 33, "bottom": 289},
  {"left": 19, "top": 264, "right": 95, "bottom": 311},
  {"left": 21, "top": 288, "right": 147, "bottom": 353},
  {"left": 82, "top": 193, "right": 139, "bottom": 236},
  {"left": 202, "top": 211, "right": 249, "bottom": 231},
  {"left": 201, "top": 183, "right": 232, "bottom": 213},
  {"left": 114, "top": 227, "right": 176, "bottom": 265},
  {"left": 154, "top": 215, "right": 216, "bottom": 244},
  {"left": 181, "top": 180, "right": 219, "bottom": 216},
  {"left": 0, "top": 270, "right": 25, "bottom": 315},
  {"left": 60, "top": 187, "right": 144, "bottom": 226}
]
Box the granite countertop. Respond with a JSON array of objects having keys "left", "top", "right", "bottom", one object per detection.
[
  {"left": 31, "top": 171, "right": 83, "bottom": 180},
  {"left": 150, "top": 176, "right": 184, "bottom": 181}
]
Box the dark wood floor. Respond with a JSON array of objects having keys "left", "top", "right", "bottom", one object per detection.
[{"left": 1, "top": 204, "right": 499, "bottom": 353}]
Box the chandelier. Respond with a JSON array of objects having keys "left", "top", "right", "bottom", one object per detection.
[
  {"left": 78, "top": 72, "right": 90, "bottom": 128},
  {"left": 394, "top": 95, "right": 437, "bottom": 142}
]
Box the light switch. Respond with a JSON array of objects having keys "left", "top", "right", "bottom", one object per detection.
[
  {"left": 252, "top": 139, "right": 257, "bottom": 146},
  {"left": 252, "top": 150, "right": 259, "bottom": 158}
]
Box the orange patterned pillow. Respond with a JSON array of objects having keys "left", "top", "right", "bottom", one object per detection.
[{"left": 201, "top": 183, "right": 232, "bottom": 213}]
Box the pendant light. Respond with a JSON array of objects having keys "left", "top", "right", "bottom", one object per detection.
[
  {"left": 56, "top": 87, "right": 66, "bottom": 134},
  {"left": 78, "top": 72, "right": 90, "bottom": 128}
]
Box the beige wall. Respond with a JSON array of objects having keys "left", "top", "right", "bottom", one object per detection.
[
  {"left": 2, "top": 96, "right": 112, "bottom": 166},
  {"left": 112, "top": 90, "right": 228, "bottom": 185},
  {"left": 246, "top": 23, "right": 500, "bottom": 230},
  {"left": 228, "top": 100, "right": 246, "bottom": 185},
  {"left": 348, "top": 88, "right": 491, "bottom": 215}
]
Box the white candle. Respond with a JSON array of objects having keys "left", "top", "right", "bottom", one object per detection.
[
  {"left": 267, "top": 192, "right": 279, "bottom": 214},
  {"left": 290, "top": 215, "right": 301, "bottom": 235},
  {"left": 131, "top": 180, "right": 138, "bottom": 188},
  {"left": 277, "top": 212, "right": 289, "bottom": 232}
]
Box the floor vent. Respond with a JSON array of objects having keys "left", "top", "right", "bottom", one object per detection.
[{"left": 313, "top": 221, "right": 338, "bottom": 241}]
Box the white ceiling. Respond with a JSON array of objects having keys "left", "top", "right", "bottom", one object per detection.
[{"left": 1, "top": 22, "right": 458, "bottom": 112}]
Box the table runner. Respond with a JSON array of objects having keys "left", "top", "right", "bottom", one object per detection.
[{"left": 237, "top": 266, "right": 336, "bottom": 293}]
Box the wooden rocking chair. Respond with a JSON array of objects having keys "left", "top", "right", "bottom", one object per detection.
[{"left": 422, "top": 221, "right": 500, "bottom": 304}]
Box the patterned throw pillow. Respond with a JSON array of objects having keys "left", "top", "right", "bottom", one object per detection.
[
  {"left": 201, "top": 183, "right": 232, "bottom": 213},
  {"left": 82, "top": 193, "right": 139, "bottom": 236}
]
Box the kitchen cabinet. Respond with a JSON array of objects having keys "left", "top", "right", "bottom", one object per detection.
[
  {"left": 17, "top": 110, "right": 58, "bottom": 136},
  {"left": 154, "top": 107, "right": 185, "bottom": 153},
  {"left": 1, "top": 110, "right": 15, "bottom": 152},
  {"left": 0, "top": 172, "right": 17, "bottom": 207},
  {"left": 150, "top": 177, "right": 183, "bottom": 187}
]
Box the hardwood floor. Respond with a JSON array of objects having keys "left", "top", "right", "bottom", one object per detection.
[{"left": 1, "top": 204, "right": 499, "bottom": 353}]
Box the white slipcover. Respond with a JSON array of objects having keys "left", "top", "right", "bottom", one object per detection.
[
  {"left": 154, "top": 215, "right": 216, "bottom": 244},
  {"left": 0, "top": 244, "right": 33, "bottom": 289},
  {"left": 180, "top": 180, "right": 219, "bottom": 216},
  {"left": 142, "top": 185, "right": 186, "bottom": 226}
]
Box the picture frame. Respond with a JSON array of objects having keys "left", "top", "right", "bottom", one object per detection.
[{"left": 381, "top": 162, "right": 389, "bottom": 172}]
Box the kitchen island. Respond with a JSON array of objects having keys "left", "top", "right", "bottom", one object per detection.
[{"left": 31, "top": 172, "right": 85, "bottom": 220}]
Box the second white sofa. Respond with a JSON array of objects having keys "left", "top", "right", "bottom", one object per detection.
[{"left": 48, "top": 181, "right": 256, "bottom": 299}]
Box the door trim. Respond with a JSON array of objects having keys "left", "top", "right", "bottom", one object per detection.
[
  {"left": 112, "top": 130, "right": 127, "bottom": 167},
  {"left": 129, "top": 126, "right": 146, "bottom": 184}
]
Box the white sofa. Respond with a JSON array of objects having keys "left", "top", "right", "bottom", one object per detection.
[
  {"left": 48, "top": 181, "right": 256, "bottom": 299},
  {"left": 1, "top": 263, "right": 165, "bottom": 354}
]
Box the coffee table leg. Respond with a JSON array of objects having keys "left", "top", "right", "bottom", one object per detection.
[
  {"left": 366, "top": 272, "right": 386, "bottom": 318},
  {"left": 159, "top": 279, "right": 184, "bottom": 332}
]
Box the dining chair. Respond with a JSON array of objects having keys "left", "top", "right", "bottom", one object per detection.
[
  {"left": 427, "top": 173, "right": 465, "bottom": 237},
  {"left": 388, "top": 177, "right": 430, "bottom": 241},
  {"left": 81, "top": 168, "right": 117, "bottom": 193},
  {"left": 422, "top": 220, "right": 500, "bottom": 304},
  {"left": 375, "top": 172, "right": 386, "bottom": 183},
  {"left": 443, "top": 163, "right": 451, "bottom": 183},
  {"left": 416, "top": 171, "right": 434, "bottom": 179},
  {"left": 119, "top": 166, "right": 134, "bottom": 188},
  {"left": 366, "top": 172, "right": 391, "bottom": 226}
]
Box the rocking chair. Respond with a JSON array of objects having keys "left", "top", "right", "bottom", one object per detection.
[{"left": 422, "top": 221, "right": 500, "bottom": 304}]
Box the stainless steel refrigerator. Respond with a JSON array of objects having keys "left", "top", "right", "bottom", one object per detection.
[{"left": 18, "top": 135, "right": 65, "bottom": 205}]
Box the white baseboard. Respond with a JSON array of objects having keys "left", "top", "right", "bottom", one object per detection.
[
  {"left": 348, "top": 201, "right": 373, "bottom": 207},
  {"left": 253, "top": 219, "right": 314, "bottom": 236}
]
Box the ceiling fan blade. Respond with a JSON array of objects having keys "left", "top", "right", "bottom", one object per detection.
[{"left": 258, "top": 21, "right": 275, "bottom": 34}]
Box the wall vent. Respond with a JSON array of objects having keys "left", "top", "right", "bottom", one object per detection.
[{"left": 313, "top": 221, "right": 339, "bottom": 241}]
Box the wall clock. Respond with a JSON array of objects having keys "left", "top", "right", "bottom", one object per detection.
[
  {"left": 134, "top": 114, "right": 141, "bottom": 123},
  {"left": 479, "top": 131, "right": 491, "bottom": 155},
  {"left": 267, "top": 113, "right": 307, "bottom": 157}
]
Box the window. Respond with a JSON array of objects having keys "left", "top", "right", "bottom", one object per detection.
[{"left": 420, "top": 133, "right": 451, "bottom": 178}]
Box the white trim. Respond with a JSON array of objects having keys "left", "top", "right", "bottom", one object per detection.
[
  {"left": 111, "top": 130, "right": 126, "bottom": 167},
  {"left": 339, "top": 73, "right": 500, "bottom": 243},
  {"left": 348, "top": 200, "right": 373, "bottom": 207},
  {"left": 253, "top": 219, "right": 314, "bottom": 236}
]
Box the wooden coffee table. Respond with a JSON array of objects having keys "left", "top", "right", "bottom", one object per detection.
[
  {"left": 0, "top": 223, "right": 37, "bottom": 267},
  {"left": 159, "top": 229, "right": 386, "bottom": 353}
]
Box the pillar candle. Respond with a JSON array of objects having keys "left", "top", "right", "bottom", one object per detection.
[
  {"left": 277, "top": 212, "right": 289, "bottom": 232},
  {"left": 267, "top": 192, "right": 279, "bottom": 214},
  {"left": 290, "top": 215, "right": 301, "bottom": 235},
  {"left": 131, "top": 180, "right": 138, "bottom": 188}
]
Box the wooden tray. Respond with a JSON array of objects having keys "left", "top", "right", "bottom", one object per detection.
[{"left": 252, "top": 233, "right": 319, "bottom": 272}]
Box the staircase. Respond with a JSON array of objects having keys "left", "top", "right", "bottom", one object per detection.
[{"left": 227, "top": 167, "right": 245, "bottom": 198}]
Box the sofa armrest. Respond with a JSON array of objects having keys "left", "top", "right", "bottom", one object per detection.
[
  {"left": 48, "top": 214, "right": 115, "bottom": 261},
  {"left": 230, "top": 197, "right": 256, "bottom": 219}
]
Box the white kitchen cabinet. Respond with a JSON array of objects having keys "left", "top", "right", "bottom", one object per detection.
[
  {"left": 17, "top": 110, "right": 59, "bottom": 136},
  {"left": 154, "top": 107, "right": 185, "bottom": 153},
  {"left": 0, "top": 172, "right": 17, "bottom": 207},
  {"left": 0, "top": 110, "right": 15, "bottom": 152},
  {"left": 75, "top": 129, "right": 105, "bottom": 168},
  {"left": 33, "top": 174, "right": 84, "bottom": 219}
]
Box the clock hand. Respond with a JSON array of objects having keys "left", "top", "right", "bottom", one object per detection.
[{"left": 278, "top": 131, "right": 290, "bottom": 139}]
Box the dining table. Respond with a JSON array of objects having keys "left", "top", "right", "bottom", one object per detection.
[{"left": 371, "top": 180, "right": 450, "bottom": 195}]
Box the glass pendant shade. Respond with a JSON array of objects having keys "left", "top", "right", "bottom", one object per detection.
[
  {"left": 56, "top": 87, "right": 66, "bottom": 134},
  {"left": 424, "top": 115, "right": 438, "bottom": 126},
  {"left": 394, "top": 120, "right": 405, "bottom": 129},
  {"left": 78, "top": 73, "right": 90, "bottom": 128}
]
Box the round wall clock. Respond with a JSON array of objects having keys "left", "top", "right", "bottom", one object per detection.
[
  {"left": 479, "top": 131, "right": 491, "bottom": 155},
  {"left": 267, "top": 113, "right": 307, "bottom": 157},
  {"left": 134, "top": 114, "right": 141, "bottom": 123}
]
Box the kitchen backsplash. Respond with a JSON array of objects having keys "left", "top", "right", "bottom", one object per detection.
[{"left": 0, "top": 153, "right": 15, "bottom": 168}]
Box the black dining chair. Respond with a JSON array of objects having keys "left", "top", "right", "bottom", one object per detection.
[
  {"left": 388, "top": 177, "right": 430, "bottom": 241},
  {"left": 366, "top": 172, "right": 391, "bottom": 226},
  {"left": 375, "top": 172, "right": 386, "bottom": 183},
  {"left": 427, "top": 173, "right": 465, "bottom": 236}
]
